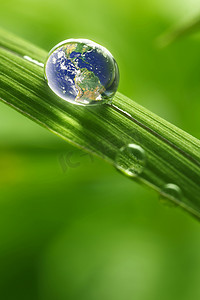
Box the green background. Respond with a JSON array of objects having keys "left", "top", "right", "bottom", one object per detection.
[{"left": 0, "top": 0, "right": 200, "bottom": 299}]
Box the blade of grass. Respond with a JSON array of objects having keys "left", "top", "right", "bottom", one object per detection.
[
  {"left": 0, "top": 27, "right": 200, "bottom": 218},
  {"left": 157, "top": 15, "right": 200, "bottom": 47}
]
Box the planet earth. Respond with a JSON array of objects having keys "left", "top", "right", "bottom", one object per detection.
[{"left": 45, "top": 39, "right": 119, "bottom": 105}]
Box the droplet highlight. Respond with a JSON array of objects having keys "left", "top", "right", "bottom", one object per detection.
[
  {"left": 44, "top": 39, "right": 119, "bottom": 106},
  {"left": 160, "top": 183, "right": 182, "bottom": 207},
  {"left": 115, "top": 144, "right": 146, "bottom": 177}
]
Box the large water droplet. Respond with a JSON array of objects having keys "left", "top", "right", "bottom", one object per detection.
[
  {"left": 115, "top": 144, "right": 146, "bottom": 177},
  {"left": 160, "top": 183, "right": 182, "bottom": 207},
  {"left": 44, "top": 39, "right": 119, "bottom": 106}
]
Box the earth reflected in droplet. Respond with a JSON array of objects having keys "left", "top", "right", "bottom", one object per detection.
[{"left": 45, "top": 39, "right": 119, "bottom": 105}]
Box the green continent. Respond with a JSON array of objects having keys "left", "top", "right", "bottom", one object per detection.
[
  {"left": 75, "top": 43, "right": 93, "bottom": 54},
  {"left": 74, "top": 68, "right": 105, "bottom": 102}
]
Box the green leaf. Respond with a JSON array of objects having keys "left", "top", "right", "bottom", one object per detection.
[
  {"left": 0, "top": 28, "right": 200, "bottom": 218},
  {"left": 157, "top": 15, "right": 200, "bottom": 47}
]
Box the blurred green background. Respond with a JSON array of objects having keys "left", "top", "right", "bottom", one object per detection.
[{"left": 0, "top": 0, "right": 200, "bottom": 299}]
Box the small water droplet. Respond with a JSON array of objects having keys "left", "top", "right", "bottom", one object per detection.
[
  {"left": 160, "top": 183, "right": 182, "bottom": 207},
  {"left": 115, "top": 144, "right": 146, "bottom": 177}
]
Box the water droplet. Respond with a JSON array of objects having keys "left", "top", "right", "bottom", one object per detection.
[
  {"left": 160, "top": 183, "right": 182, "bottom": 207},
  {"left": 44, "top": 39, "right": 119, "bottom": 106},
  {"left": 115, "top": 144, "right": 146, "bottom": 177}
]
